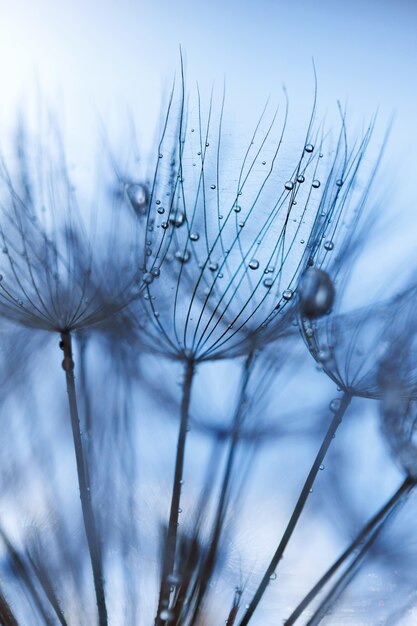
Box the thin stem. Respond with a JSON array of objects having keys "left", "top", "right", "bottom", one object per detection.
[
  {"left": 285, "top": 477, "right": 413, "bottom": 625},
  {"left": 238, "top": 392, "right": 352, "bottom": 626},
  {"left": 305, "top": 479, "right": 413, "bottom": 626},
  {"left": 186, "top": 352, "right": 255, "bottom": 625},
  {"left": 0, "top": 589, "right": 18, "bottom": 626},
  {"left": 60, "top": 332, "right": 108, "bottom": 626},
  {"left": 155, "top": 358, "right": 195, "bottom": 625}
]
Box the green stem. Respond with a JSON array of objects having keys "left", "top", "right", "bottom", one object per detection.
[
  {"left": 60, "top": 332, "right": 108, "bottom": 626},
  {"left": 155, "top": 358, "right": 195, "bottom": 625},
  {"left": 238, "top": 392, "right": 352, "bottom": 626}
]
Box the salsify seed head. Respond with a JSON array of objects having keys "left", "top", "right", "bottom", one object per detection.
[
  {"left": 127, "top": 85, "right": 375, "bottom": 362},
  {"left": 0, "top": 119, "right": 147, "bottom": 334}
]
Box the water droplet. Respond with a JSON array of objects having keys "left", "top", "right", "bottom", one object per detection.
[
  {"left": 152, "top": 266, "right": 160, "bottom": 277},
  {"left": 263, "top": 278, "right": 273, "bottom": 288},
  {"left": 312, "top": 179, "right": 321, "bottom": 189},
  {"left": 262, "top": 160, "right": 266, "bottom": 165},
  {"left": 190, "top": 232, "right": 199, "bottom": 241},
  {"left": 298, "top": 268, "right": 335, "bottom": 319},
  {"left": 156, "top": 199, "right": 161, "bottom": 205},
  {"left": 142, "top": 272, "right": 154, "bottom": 285},
  {"left": 319, "top": 464, "right": 325, "bottom": 470},
  {"left": 161, "top": 222, "right": 169, "bottom": 230},
  {"left": 330, "top": 398, "right": 341, "bottom": 413},
  {"left": 285, "top": 181, "right": 294, "bottom": 191},
  {"left": 175, "top": 250, "right": 190, "bottom": 264},
  {"left": 318, "top": 349, "right": 331, "bottom": 362},
  {"left": 210, "top": 184, "right": 216, "bottom": 190},
  {"left": 282, "top": 289, "right": 294, "bottom": 301},
  {"left": 269, "top": 572, "right": 277, "bottom": 581},
  {"left": 234, "top": 205, "right": 241, "bottom": 213},
  {"left": 336, "top": 179, "right": 343, "bottom": 187},
  {"left": 126, "top": 183, "right": 149, "bottom": 216},
  {"left": 169, "top": 211, "right": 185, "bottom": 227},
  {"left": 297, "top": 175, "right": 305, "bottom": 183},
  {"left": 159, "top": 608, "right": 174, "bottom": 621},
  {"left": 324, "top": 240, "right": 334, "bottom": 251},
  {"left": 167, "top": 573, "right": 182, "bottom": 586},
  {"left": 157, "top": 206, "right": 165, "bottom": 214},
  {"left": 209, "top": 262, "right": 218, "bottom": 272},
  {"left": 305, "top": 144, "right": 314, "bottom": 153},
  {"left": 249, "top": 259, "right": 259, "bottom": 270}
]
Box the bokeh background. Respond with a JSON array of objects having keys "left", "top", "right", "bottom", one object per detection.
[
  {"left": 0, "top": 1, "right": 417, "bottom": 625},
  {"left": 1, "top": 0, "right": 416, "bottom": 275}
]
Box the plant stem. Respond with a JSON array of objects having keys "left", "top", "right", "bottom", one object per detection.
[
  {"left": 186, "top": 352, "right": 254, "bottom": 625},
  {"left": 285, "top": 477, "right": 413, "bottom": 624},
  {"left": 238, "top": 392, "right": 352, "bottom": 626},
  {"left": 60, "top": 332, "right": 108, "bottom": 626},
  {"left": 155, "top": 358, "right": 195, "bottom": 625},
  {"left": 305, "top": 478, "right": 413, "bottom": 626}
]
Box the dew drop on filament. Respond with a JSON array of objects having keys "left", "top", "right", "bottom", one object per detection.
[
  {"left": 169, "top": 211, "right": 186, "bottom": 227},
  {"left": 175, "top": 250, "right": 190, "bottom": 264},
  {"left": 298, "top": 268, "right": 335, "bottom": 319},
  {"left": 142, "top": 272, "right": 154, "bottom": 285},
  {"left": 126, "top": 183, "right": 149, "bottom": 216},
  {"left": 329, "top": 398, "right": 341, "bottom": 413}
]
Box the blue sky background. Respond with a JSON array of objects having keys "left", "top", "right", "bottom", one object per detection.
[{"left": 1, "top": 0, "right": 416, "bottom": 268}]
